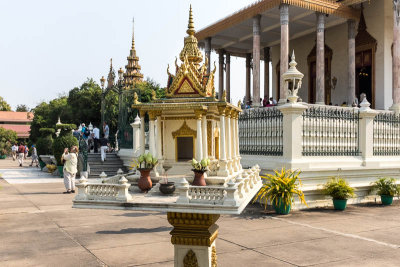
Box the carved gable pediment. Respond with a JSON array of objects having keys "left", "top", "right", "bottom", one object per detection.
[{"left": 172, "top": 121, "right": 197, "bottom": 138}]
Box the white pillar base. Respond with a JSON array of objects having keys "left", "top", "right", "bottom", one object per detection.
[
  {"left": 390, "top": 103, "right": 400, "bottom": 114},
  {"left": 217, "top": 160, "right": 229, "bottom": 177}
]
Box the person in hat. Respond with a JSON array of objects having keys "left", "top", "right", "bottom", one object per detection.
[{"left": 61, "top": 146, "right": 78, "bottom": 194}]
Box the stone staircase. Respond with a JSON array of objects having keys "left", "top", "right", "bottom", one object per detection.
[{"left": 87, "top": 153, "right": 128, "bottom": 178}]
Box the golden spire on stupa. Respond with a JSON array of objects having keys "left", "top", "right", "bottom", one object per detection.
[
  {"left": 166, "top": 5, "right": 215, "bottom": 99},
  {"left": 124, "top": 17, "right": 144, "bottom": 88},
  {"left": 179, "top": 5, "right": 203, "bottom": 66}
]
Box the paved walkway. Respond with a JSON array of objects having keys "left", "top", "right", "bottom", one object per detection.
[{"left": 1, "top": 158, "right": 400, "bottom": 266}]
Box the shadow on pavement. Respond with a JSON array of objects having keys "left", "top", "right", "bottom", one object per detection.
[{"left": 96, "top": 226, "right": 171, "bottom": 234}]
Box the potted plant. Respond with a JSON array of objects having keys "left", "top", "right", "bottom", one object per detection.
[
  {"left": 52, "top": 124, "right": 78, "bottom": 178},
  {"left": 370, "top": 177, "right": 400, "bottom": 205},
  {"left": 191, "top": 158, "right": 210, "bottom": 186},
  {"left": 323, "top": 177, "right": 355, "bottom": 211},
  {"left": 253, "top": 168, "right": 307, "bottom": 215},
  {"left": 137, "top": 152, "right": 158, "bottom": 192},
  {"left": 159, "top": 177, "right": 175, "bottom": 195}
]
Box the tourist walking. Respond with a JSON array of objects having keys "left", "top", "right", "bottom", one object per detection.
[
  {"left": 92, "top": 125, "right": 100, "bottom": 153},
  {"left": 99, "top": 133, "right": 109, "bottom": 162},
  {"left": 29, "top": 145, "right": 39, "bottom": 167},
  {"left": 11, "top": 143, "right": 17, "bottom": 161},
  {"left": 17, "top": 143, "right": 25, "bottom": 167},
  {"left": 103, "top": 122, "right": 109, "bottom": 139},
  {"left": 61, "top": 146, "right": 78, "bottom": 194}
]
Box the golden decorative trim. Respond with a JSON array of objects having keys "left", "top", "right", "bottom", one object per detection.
[
  {"left": 217, "top": 106, "right": 226, "bottom": 115},
  {"left": 133, "top": 92, "right": 141, "bottom": 104},
  {"left": 148, "top": 111, "right": 156, "bottom": 121},
  {"left": 172, "top": 121, "right": 197, "bottom": 139},
  {"left": 164, "top": 116, "right": 196, "bottom": 121},
  {"left": 207, "top": 121, "right": 212, "bottom": 157},
  {"left": 183, "top": 249, "right": 199, "bottom": 267},
  {"left": 211, "top": 246, "right": 217, "bottom": 267},
  {"left": 167, "top": 212, "right": 220, "bottom": 247}
]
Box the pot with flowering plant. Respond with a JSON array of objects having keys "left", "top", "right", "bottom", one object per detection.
[
  {"left": 136, "top": 152, "right": 158, "bottom": 192},
  {"left": 191, "top": 158, "right": 210, "bottom": 186}
]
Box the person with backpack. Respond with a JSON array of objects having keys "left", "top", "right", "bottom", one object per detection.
[{"left": 17, "top": 143, "right": 25, "bottom": 167}]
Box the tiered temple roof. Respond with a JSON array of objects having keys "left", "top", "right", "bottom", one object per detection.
[{"left": 124, "top": 19, "right": 144, "bottom": 87}]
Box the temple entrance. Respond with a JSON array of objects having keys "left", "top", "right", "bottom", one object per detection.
[
  {"left": 356, "top": 49, "right": 373, "bottom": 107},
  {"left": 308, "top": 44, "right": 333, "bottom": 104},
  {"left": 176, "top": 137, "right": 193, "bottom": 161}
]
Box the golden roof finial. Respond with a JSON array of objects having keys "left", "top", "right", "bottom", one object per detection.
[{"left": 187, "top": 4, "right": 195, "bottom": 36}]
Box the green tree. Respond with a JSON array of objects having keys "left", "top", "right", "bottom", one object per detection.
[
  {"left": 0, "top": 127, "right": 17, "bottom": 156},
  {"left": 29, "top": 97, "right": 70, "bottom": 142},
  {"left": 0, "top": 96, "right": 11, "bottom": 111},
  {"left": 67, "top": 78, "right": 102, "bottom": 127},
  {"left": 16, "top": 104, "right": 29, "bottom": 112}
]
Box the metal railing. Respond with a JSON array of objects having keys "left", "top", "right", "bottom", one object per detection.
[
  {"left": 238, "top": 107, "right": 283, "bottom": 156},
  {"left": 302, "top": 106, "right": 360, "bottom": 156},
  {"left": 373, "top": 112, "right": 400, "bottom": 156}
]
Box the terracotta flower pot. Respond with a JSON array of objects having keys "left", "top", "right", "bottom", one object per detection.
[
  {"left": 138, "top": 168, "right": 152, "bottom": 192},
  {"left": 192, "top": 170, "right": 206, "bottom": 186}
]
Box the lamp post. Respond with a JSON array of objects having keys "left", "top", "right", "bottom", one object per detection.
[
  {"left": 282, "top": 51, "right": 304, "bottom": 104},
  {"left": 116, "top": 67, "right": 125, "bottom": 148},
  {"left": 100, "top": 76, "right": 106, "bottom": 135}
]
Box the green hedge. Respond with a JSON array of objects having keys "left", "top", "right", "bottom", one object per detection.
[
  {"left": 52, "top": 133, "right": 78, "bottom": 166},
  {"left": 37, "top": 128, "right": 55, "bottom": 156}
]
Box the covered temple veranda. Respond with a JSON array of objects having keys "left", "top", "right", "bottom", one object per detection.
[{"left": 195, "top": 0, "right": 398, "bottom": 111}]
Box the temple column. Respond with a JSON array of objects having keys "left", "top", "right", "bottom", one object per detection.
[
  {"left": 139, "top": 111, "right": 146, "bottom": 155},
  {"left": 217, "top": 107, "right": 228, "bottom": 176},
  {"left": 226, "top": 53, "right": 231, "bottom": 102},
  {"left": 195, "top": 111, "right": 203, "bottom": 161},
  {"left": 231, "top": 112, "right": 238, "bottom": 172},
  {"left": 131, "top": 115, "right": 141, "bottom": 157},
  {"left": 205, "top": 37, "right": 212, "bottom": 73},
  {"left": 202, "top": 113, "right": 208, "bottom": 159},
  {"left": 264, "top": 47, "right": 270, "bottom": 101},
  {"left": 279, "top": 4, "right": 289, "bottom": 104},
  {"left": 218, "top": 50, "right": 225, "bottom": 101},
  {"left": 348, "top": 19, "right": 356, "bottom": 106},
  {"left": 252, "top": 15, "right": 261, "bottom": 107},
  {"left": 225, "top": 108, "right": 232, "bottom": 174},
  {"left": 391, "top": 3, "right": 400, "bottom": 112},
  {"left": 316, "top": 12, "right": 325, "bottom": 105},
  {"left": 245, "top": 53, "right": 251, "bottom": 105},
  {"left": 235, "top": 113, "right": 242, "bottom": 170},
  {"left": 148, "top": 112, "right": 156, "bottom": 156},
  {"left": 211, "top": 120, "right": 215, "bottom": 159},
  {"left": 156, "top": 115, "right": 162, "bottom": 160}
]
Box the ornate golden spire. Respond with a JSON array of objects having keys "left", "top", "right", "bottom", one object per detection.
[
  {"left": 187, "top": 4, "right": 195, "bottom": 36},
  {"left": 124, "top": 17, "right": 143, "bottom": 87},
  {"left": 165, "top": 6, "right": 215, "bottom": 99},
  {"left": 179, "top": 5, "right": 203, "bottom": 65}
]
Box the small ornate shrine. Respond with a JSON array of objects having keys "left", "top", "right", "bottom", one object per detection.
[
  {"left": 132, "top": 6, "right": 243, "bottom": 183},
  {"left": 73, "top": 6, "right": 262, "bottom": 267}
]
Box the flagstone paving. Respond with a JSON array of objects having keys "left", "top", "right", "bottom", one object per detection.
[{"left": 1, "top": 158, "right": 400, "bottom": 266}]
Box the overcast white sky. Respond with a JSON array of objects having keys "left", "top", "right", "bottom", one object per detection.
[{"left": 0, "top": 0, "right": 271, "bottom": 110}]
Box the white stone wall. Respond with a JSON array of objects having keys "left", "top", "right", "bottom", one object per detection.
[{"left": 270, "top": 3, "right": 392, "bottom": 109}]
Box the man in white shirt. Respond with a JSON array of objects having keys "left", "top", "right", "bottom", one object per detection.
[
  {"left": 92, "top": 125, "right": 100, "bottom": 153},
  {"left": 11, "top": 143, "right": 18, "bottom": 161}
]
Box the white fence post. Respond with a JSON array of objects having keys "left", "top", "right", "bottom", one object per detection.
[
  {"left": 277, "top": 102, "right": 308, "bottom": 168},
  {"left": 359, "top": 99, "right": 377, "bottom": 164},
  {"left": 116, "top": 176, "right": 132, "bottom": 201}
]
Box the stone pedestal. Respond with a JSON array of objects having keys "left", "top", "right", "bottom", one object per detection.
[
  {"left": 359, "top": 99, "right": 377, "bottom": 164},
  {"left": 167, "top": 212, "right": 219, "bottom": 267},
  {"left": 131, "top": 115, "right": 141, "bottom": 157}
]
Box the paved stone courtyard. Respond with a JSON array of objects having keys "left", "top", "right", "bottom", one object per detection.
[{"left": 1, "top": 159, "right": 400, "bottom": 267}]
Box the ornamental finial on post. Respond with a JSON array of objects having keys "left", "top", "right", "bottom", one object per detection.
[{"left": 282, "top": 50, "right": 304, "bottom": 103}]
